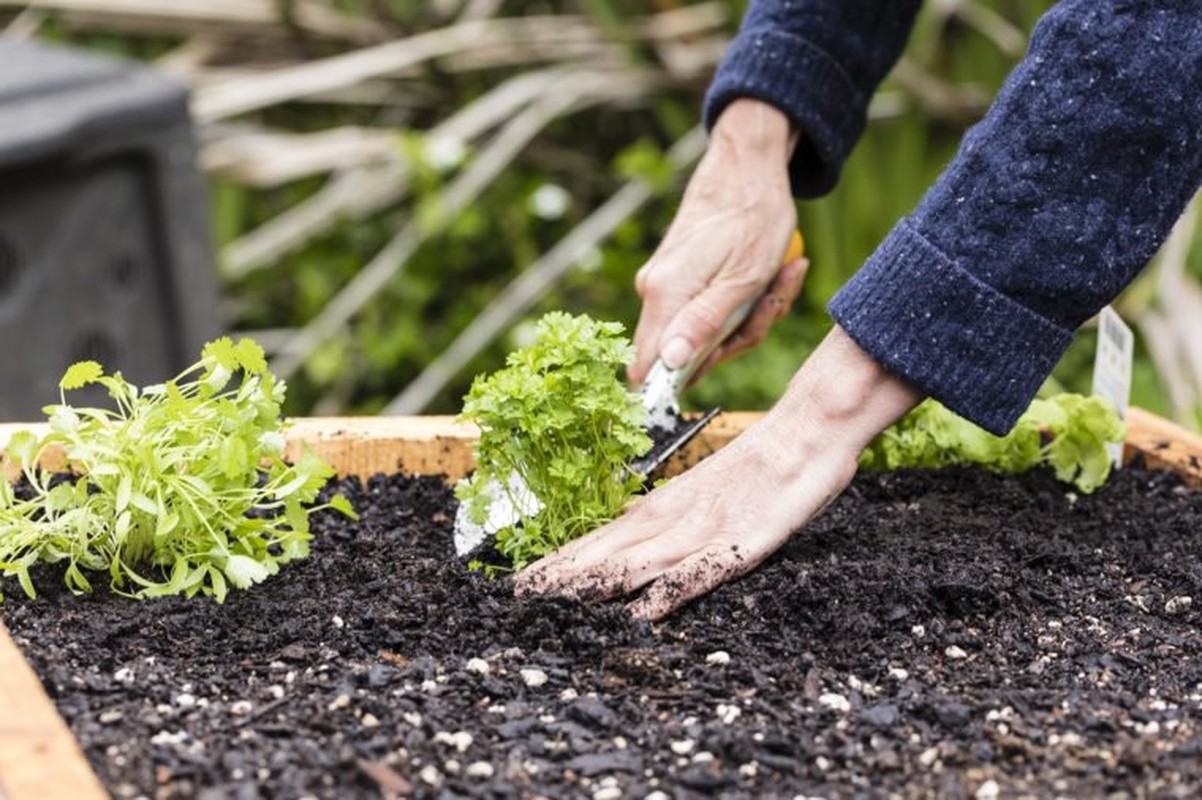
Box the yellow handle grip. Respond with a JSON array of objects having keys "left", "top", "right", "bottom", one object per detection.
[{"left": 785, "top": 229, "right": 805, "bottom": 263}]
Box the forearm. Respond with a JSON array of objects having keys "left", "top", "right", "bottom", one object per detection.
[
  {"left": 831, "top": 0, "right": 1202, "bottom": 434},
  {"left": 704, "top": 0, "right": 922, "bottom": 196}
]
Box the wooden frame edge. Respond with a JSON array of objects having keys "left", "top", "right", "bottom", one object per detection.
[
  {"left": 1123, "top": 407, "right": 1202, "bottom": 488},
  {"left": 0, "top": 406, "right": 1199, "bottom": 799},
  {"left": 0, "top": 623, "right": 109, "bottom": 800}
]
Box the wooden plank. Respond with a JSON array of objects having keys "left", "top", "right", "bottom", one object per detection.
[
  {"left": 1124, "top": 407, "right": 1202, "bottom": 487},
  {"left": 284, "top": 416, "right": 477, "bottom": 481},
  {"left": 3, "top": 408, "right": 1200, "bottom": 484},
  {"left": 283, "top": 409, "right": 1202, "bottom": 485},
  {"left": 0, "top": 406, "right": 1199, "bottom": 800},
  {"left": 281, "top": 412, "right": 765, "bottom": 482},
  {"left": 0, "top": 622, "right": 108, "bottom": 800}
]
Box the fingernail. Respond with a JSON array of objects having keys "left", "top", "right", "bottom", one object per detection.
[{"left": 661, "top": 337, "right": 694, "bottom": 370}]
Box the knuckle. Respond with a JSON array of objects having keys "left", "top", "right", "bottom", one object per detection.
[{"left": 639, "top": 268, "right": 677, "bottom": 297}]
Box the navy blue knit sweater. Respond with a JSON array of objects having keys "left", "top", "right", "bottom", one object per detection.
[{"left": 704, "top": 0, "right": 1202, "bottom": 434}]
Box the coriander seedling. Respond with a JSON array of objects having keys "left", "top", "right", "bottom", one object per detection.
[{"left": 0, "top": 337, "right": 356, "bottom": 602}]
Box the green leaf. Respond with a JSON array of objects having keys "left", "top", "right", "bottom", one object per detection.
[
  {"left": 130, "top": 492, "right": 159, "bottom": 516},
  {"left": 116, "top": 473, "right": 132, "bottom": 515},
  {"left": 0, "top": 337, "right": 345, "bottom": 604},
  {"left": 16, "top": 566, "right": 35, "bottom": 599},
  {"left": 202, "top": 337, "right": 239, "bottom": 371},
  {"left": 65, "top": 562, "right": 93, "bottom": 595},
  {"left": 218, "top": 436, "right": 250, "bottom": 479},
  {"left": 862, "top": 394, "right": 1124, "bottom": 493},
  {"left": 59, "top": 361, "right": 104, "bottom": 390},
  {"left": 328, "top": 494, "right": 359, "bottom": 520},
  {"left": 234, "top": 338, "right": 268, "bottom": 374},
  {"left": 207, "top": 565, "right": 228, "bottom": 603},
  {"left": 6, "top": 430, "right": 39, "bottom": 468},
  {"left": 224, "top": 554, "right": 270, "bottom": 589},
  {"left": 154, "top": 510, "right": 179, "bottom": 540},
  {"left": 458, "top": 312, "right": 651, "bottom": 575},
  {"left": 48, "top": 406, "right": 80, "bottom": 434}
]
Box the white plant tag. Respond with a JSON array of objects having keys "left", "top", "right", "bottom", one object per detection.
[
  {"left": 1090, "top": 305, "right": 1135, "bottom": 467},
  {"left": 452, "top": 472, "right": 543, "bottom": 556}
]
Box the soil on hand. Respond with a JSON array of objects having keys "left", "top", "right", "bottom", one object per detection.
[{"left": 4, "top": 464, "right": 1202, "bottom": 799}]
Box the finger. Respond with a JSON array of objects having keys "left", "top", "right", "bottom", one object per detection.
[
  {"left": 517, "top": 477, "right": 706, "bottom": 597},
  {"left": 687, "top": 292, "right": 778, "bottom": 383},
  {"left": 655, "top": 279, "right": 762, "bottom": 373},
  {"left": 686, "top": 257, "right": 809, "bottom": 384},
  {"left": 726, "top": 255, "right": 809, "bottom": 350},
  {"left": 630, "top": 260, "right": 695, "bottom": 386},
  {"left": 655, "top": 228, "right": 801, "bottom": 376},
  {"left": 774, "top": 254, "right": 809, "bottom": 311},
  {"left": 627, "top": 541, "right": 762, "bottom": 621},
  {"left": 632, "top": 227, "right": 798, "bottom": 384},
  {"left": 514, "top": 507, "right": 666, "bottom": 595},
  {"left": 533, "top": 521, "right": 708, "bottom": 605},
  {"left": 517, "top": 541, "right": 649, "bottom": 602}
]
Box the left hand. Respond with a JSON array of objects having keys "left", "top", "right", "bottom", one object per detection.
[
  {"left": 514, "top": 411, "right": 856, "bottom": 620},
  {"left": 514, "top": 326, "right": 923, "bottom": 620}
]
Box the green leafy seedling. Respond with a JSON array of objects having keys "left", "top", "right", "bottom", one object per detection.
[
  {"left": 860, "top": 393, "right": 1125, "bottom": 493},
  {"left": 456, "top": 312, "right": 652, "bottom": 573},
  {"left": 0, "top": 337, "right": 357, "bottom": 603}
]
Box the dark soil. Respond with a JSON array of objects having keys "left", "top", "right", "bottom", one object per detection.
[{"left": 5, "top": 463, "right": 1202, "bottom": 799}]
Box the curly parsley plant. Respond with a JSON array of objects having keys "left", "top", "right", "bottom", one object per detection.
[{"left": 456, "top": 312, "right": 652, "bottom": 572}]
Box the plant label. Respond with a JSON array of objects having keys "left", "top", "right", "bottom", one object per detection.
[{"left": 1090, "top": 306, "right": 1134, "bottom": 467}]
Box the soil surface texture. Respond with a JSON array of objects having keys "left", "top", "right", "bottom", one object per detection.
[{"left": 5, "top": 464, "right": 1202, "bottom": 799}]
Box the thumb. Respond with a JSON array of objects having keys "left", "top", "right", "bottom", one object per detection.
[{"left": 656, "top": 282, "right": 760, "bottom": 371}]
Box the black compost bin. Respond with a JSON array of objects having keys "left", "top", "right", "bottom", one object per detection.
[{"left": 0, "top": 37, "right": 218, "bottom": 419}]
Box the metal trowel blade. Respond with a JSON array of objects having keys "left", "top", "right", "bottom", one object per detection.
[{"left": 628, "top": 406, "right": 722, "bottom": 479}]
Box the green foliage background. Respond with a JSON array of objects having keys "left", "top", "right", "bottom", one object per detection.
[{"left": 14, "top": 0, "right": 1199, "bottom": 426}]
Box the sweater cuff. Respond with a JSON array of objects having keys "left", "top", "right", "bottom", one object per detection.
[
  {"left": 828, "top": 220, "right": 1074, "bottom": 435},
  {"left": 703, "top": 29, "right": 867, "bottom": 198}
]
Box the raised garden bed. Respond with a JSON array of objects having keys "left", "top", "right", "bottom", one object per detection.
[{"left": 1, "top": 409, "right": 1201, "bottom": 799}]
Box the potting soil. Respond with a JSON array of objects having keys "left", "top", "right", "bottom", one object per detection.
[{"left": 4, "top": 464, "right": 1202, "bottom": 798}]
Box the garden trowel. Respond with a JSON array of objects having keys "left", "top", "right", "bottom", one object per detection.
[{"left": 453, "top": 231, "right": 805, "bottom": 556}]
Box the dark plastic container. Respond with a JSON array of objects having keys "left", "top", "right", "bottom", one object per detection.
[{"left": 0, "top": 37, "right": 218, "bottom": 419}]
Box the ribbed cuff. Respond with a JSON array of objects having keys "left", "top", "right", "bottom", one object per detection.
[
  {"left": 828, "top": 220, "right": 1074, "bottom": 435},
  {"left": 703, "top": 28, "right": 868, "bottom": 198}
]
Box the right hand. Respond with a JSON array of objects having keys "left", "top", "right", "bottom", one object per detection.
[{"left": 629, "top": 99, "right": 810, "bottom": 386}]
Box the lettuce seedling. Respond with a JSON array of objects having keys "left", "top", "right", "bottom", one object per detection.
[
  {"left": 456, "top": 312, "right": 652, "bottom": 572},
  {"left": 861, "top": 393, "right": 1125, "bottom": 493},
  {"left": 0, "top": 337, "right": 356, "bottom": 602}
]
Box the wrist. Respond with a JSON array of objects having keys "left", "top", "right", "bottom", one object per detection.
[
  {"left": 710, "top": 98, "right": 800, "bottom": 164},
  {"left": 771, "top": 326, "right": 923, "bottom": 455}
]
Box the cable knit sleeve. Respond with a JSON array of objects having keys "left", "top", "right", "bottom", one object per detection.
[
  {"left": 829, "top": 1, "right": 1202, "bottom": 434},
  {"left": 703, "top": 0, "right": 922, "bottom": 197}
]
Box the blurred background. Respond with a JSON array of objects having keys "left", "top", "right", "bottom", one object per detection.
[{"left": 0, "top": 0, "right": 1198, "bottom": 429}]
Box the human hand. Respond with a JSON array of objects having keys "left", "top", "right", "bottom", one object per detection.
[
  {"left": 515, "top": 327, "right": 923, "bottom": 620},
  {"left": 629, "top": 99, "right": 809, "bottom": 387}
]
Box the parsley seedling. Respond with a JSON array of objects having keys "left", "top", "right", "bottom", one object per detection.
[
  {"left": 0, "top": 337, "right": 356, "bottom": 602},
  {"left": 456, "top": 312, "right": 652, "bottom": 572}
]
